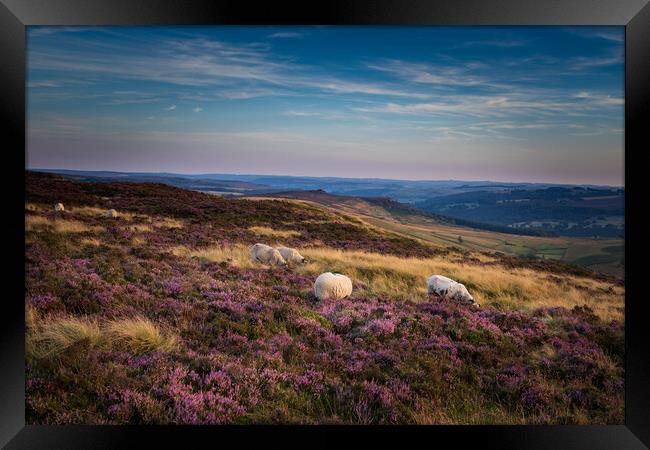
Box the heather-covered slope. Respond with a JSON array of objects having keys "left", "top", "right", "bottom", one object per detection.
[
  {"left": 26, "top": 172, "right": 437, "bottom": 257},
  {"left": 25, "top": 172, "right": 624, "bottom": 424}
]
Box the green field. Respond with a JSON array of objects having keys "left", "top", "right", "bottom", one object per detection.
[{"left": 364, "top": 215, "right": 623, "bottom": 277}]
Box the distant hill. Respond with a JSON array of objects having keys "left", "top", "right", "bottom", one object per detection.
[
  {"left": 414, "top": 187, "right": 624, "bottom": 238},
  {"left": 247, "top": 188, "right": 623, "bottom": 278},
  {"left": 32, "top": 168, "right": 621, "bottom": 203},
  {"left": 33, "top": 168, "right": 624, "bottom": 239},
  {"left": 32, "top": 169, "right": 275, "bottom": 195},
  {"left": 255, "top": 189, "right": 554, "bottom": 238}
]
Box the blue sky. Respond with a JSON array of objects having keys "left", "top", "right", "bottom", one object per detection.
[{"left": 27, "top": 26, "right": 624, "bottom": 186}]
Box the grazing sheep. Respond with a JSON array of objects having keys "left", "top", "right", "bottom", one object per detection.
[
  {"left": 275, "top": 246, "right": 306, "bottom": 266},
  {"left": 427, "top": 275, "right": 479, "bottom": 307},
  {"left": 250, "top": 243, "right": 287, "bottom": 267},
  {"left": 54, "top": 203, "right": 65, "bottom": 212},
  {"left": 105, "top": 209, "right": 118, "bottom": 218},
  {"left": 314, "top": 272, "right": 353, "bottom": 300}
]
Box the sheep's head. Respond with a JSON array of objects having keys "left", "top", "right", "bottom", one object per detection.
[
  {"left": 275, "top": 254, "right": 288, "bottom": 267},
  {"left": 449, "top": 285, "right": 479, "bottom": 307},
  {"left": 461, "top": 293, "right": 479, "bottom": 308}
]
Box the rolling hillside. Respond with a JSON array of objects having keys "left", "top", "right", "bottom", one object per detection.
[
  {"left": 25, "top": 172, "right": 624, "bottom": 424},
  {"left": 250, "top": 190, "right": 624, "bottom": 278}
]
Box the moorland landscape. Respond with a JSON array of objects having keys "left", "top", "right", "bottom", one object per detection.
[{"left": 25, "top": 171, "right": 624, "bottom": 424}]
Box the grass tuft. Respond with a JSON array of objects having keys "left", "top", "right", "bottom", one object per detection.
[
  {"left": 171, "top": 244, "right": 256, "bottom": 268},
  {"left": 26, "top": 215, "right": 103, "bottom": 234},
  {"left": 152, "top": 217, "right": 184, "bottom": 229},
  {"left": 28, "top": 316, "right": 103, "bottom": 360},
  {"left": 248, "top": 226, "right": 301, "bottom": 239},
  {"left": 106, "top": 317, "right": 177, "bottom": 353}
]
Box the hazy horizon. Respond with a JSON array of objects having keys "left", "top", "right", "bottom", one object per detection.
[
  {"left": 29, "top": 166, "right": 624, "bottom": 188},
  {"left": 27, "top": 26, "right": 624, "bottom": 186}
]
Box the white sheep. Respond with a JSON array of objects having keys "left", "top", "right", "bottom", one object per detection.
[
  {"left": 314, "top": 272, "right": 353, "bottom": 300},
  {"left": 105, "top": 209, "right": 118, "bottom": 218},
  {"left": 250, "top": 243, "right": 287, "bottom": 267},
  {"left": 275, "top": 246, "right": 306, "bottom": 266},
  {"left": 54, "top": 203, "right": 65, "bottom": 212},
  {"left": 427, "top": 275, "right": 479, "bottom": 307}
]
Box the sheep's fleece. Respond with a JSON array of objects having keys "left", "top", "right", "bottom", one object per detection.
[
  {"left": 275, "top": 247, "right": 305, "bottom": 265},
  {"left": 105, "top": 209, "right": 118, "bottom": 218},
  {"left": 250, "top": 243, "right": 287, "bottom": 266},
  {"left": 54, "top": 203, "right": 65, "bottom": 212},
  {"left": 427, "top": 275, "right": 478, "bottom": 306},
  {"left": 314, "top": 272, "right": 353, "bottom": 300}
]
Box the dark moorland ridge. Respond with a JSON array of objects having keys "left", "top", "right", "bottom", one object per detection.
[
  {"left": 33, "top": 169, "right": 624, "bottom": 239},
  {"left": 24, "top": 171, "right": 624, "bottom": 424}
]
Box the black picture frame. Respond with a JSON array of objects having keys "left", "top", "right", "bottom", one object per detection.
[{"left": 1, "top": 1, "right": 648, "bottom": 448}]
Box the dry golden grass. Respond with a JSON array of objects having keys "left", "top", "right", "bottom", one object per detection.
[
  {"left": 106, "top": 317, "right": 177, "bottom": 353},
  {"left": 26, "top": 215, "right": 103, "bottom": 234},
  {"left": 26, "top": 305, "right": 39, "bottom": 331},
  {"left": 27, "top": 315, "right": 103, "bottom": 360},
  {"left": 171, "top": 243, "right": 256, "bottom": 269},
  {"left": 170, "top": 242, "right": 623, "bottom": 321},
  {"left": 72, "top": 207, "right": 183, "bottom": 230},
  {"left": 131, "top": 236, "right": 146, "bottom": 246},
  {"left": 27, "top": 313, "right": 177, "bottom": 359},
  {"left": 282, "top": 220, "right": 331, "bottom": 225},
  {"left": 125, "top": 224, "right": 153, "bottom": 233},
  {"left": 70, "top": 206, "right": 105, "bottom": 216},
  {"left": 80, "top": 237, "right": 102, "bottom": 247},
  {"left": 152, "top": 217, "right": 184, "bottom": 229},
  {"left": 71, "top": 206, "right": 135, "bottom": 221},
  {"left": 295, "top": 247, "right": 623, "bottom": 321},
  {"left": 248, "top": 226, "right": 301, "bottom": 239}
]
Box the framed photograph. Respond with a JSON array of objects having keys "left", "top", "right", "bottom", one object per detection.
[{"left": 2, "top": 0, "right": 648, "bottom": 448}]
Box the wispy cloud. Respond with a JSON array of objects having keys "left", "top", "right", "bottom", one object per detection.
[
  {"left": 573, "top": 91, "right": 624, "bottom": 106},
  {"left": 28, "top": 26, "right": 101, "bottom": 37},
  {"left": 590, "top": 31, "right": 624, "bottom": 43},
  {"left": 570, "top": 128, "right": 623, "bottom": 137},
  {"left": 27, "top": 79, "right": 95, "bottom": 88},
  {"left": 566, "top": 28, "right": 624, "bottom": 43},
  {"left": 192, "top": 107, "right": 203, "bottom": 113},
  {"left": 215, "top": 88, "right": 294, "bottom": 100},
  {"left": 568, "top": 48, "right": 623, "bottom": 70},
  {"left": 164, "top": 105, "right": 177, "bottom": 111},
  {"left": 268, "top": 32, "right": 304, "bottom": 39},
  {"left": 352, "top": 87, "right": 623, "bottom": 145},
  {"left": 456, "top": 39, "right": 529, "bottom": 48},
  {"left": 369, "top": 61, "right": 473, "bottom": 86},
  {"left": 367, "top": 60, "right": 510, "bottom": 90},
  {"left": 283, "top": 110, "right": 347, "bottom": 120},
  {"left": 283, "top": 110, "right": 321, "bottom": 117},
  {"left": 28, "top": 37, "right": 430, "bottom": 100}
]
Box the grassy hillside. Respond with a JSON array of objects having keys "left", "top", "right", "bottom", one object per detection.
[
  {"left": 25, "top": 172, "right": 624, "bottom": 424},
  {"left": 256, "top": 189, "right": 624, "bottom": 278}
]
